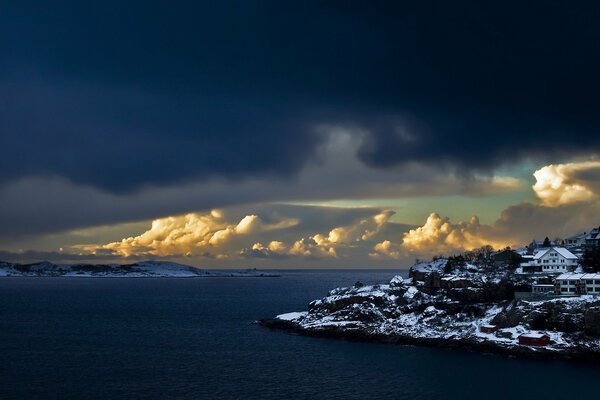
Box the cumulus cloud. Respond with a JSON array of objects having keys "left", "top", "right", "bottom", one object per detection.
[
  {"left": 239, "top": 210, "right": 395, "bottom": 260},
  {"left": 533, "top": 160, "right": 600, "bottom": 206},
  {"left": 239, "top": 241, "right": 289, "bottom": 259},
  {"left": 289, "top": 210, "right": 394, "bottom": 258},
  {"left": 13, "top": 157, "right": 600, "bottom": 266},
  {"left": 78, "top": 211, "right": 298, "bottom": 258},
  {"left": 369, "top": 240, "right": 402, "bottom": 259},
  {"left": 399, "top": 213, "right": 501, "bottom": 254}
]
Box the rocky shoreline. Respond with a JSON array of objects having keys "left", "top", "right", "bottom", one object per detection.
[
  {"left": 259, "top": 318, "right": 600, "bottom": 363},
  {"left": 260, "top": 259, "right": 600, "bottom": 363}
]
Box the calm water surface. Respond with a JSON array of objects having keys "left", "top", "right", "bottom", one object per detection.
[{"left": 1, "top": 270, "right": 598, "bottom": 399}]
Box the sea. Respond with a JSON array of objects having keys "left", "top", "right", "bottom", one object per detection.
[{"left": 1, "top": 270, "right": 599, "bottom": 400}]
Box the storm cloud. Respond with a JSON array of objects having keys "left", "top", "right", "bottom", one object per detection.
[
  {"left": 2, "top": 1, "right": 600, "bottom": 193},
  {"left": 0, "top": 128, "right": 521, "bottom": 238}
]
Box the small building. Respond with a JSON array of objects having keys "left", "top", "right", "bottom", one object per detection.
[
  {"left": 555, "top": 273, "right": 600, "bottom": 295},
  {"left": 518, "top": 333, "right": 551, "bottom": 346},
  {"left": 531, "top": 284, "right": 554, "bottom": 295},
  {"left": 519, "top": 247, "right": 578, "bottom": 274},
  {"left": 480, "top": 324, "right": 499, "bottom": 334}
]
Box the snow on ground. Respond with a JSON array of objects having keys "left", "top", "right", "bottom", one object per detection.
[
  {"left": 276, "top": 312, "right": 308, "bottom": 321},
  {"left": 410, "top": 259, "right": 447, "bottom": 273},
  {"left": 282, "top": 268, "right": 600, "bottom": 354}
]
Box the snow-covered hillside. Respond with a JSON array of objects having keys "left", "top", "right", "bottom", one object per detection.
[
  {"left": 0, "top": 261, "right": 279, "bottom": 278},
  {"left": 262, "top": 259, "right": 600, "bottom": 362}
]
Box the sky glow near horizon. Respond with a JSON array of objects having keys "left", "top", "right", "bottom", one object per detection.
[{"left": 2, "top": 1, "right": 600, "bottom": 268}]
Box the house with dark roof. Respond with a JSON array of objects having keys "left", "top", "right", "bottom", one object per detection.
[{"left": 584, "top": 227, "right": 600, "bottom": 249}]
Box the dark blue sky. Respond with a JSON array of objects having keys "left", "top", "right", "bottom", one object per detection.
[{"left": 2, "top": 0, "right": 600, "bottom": 192}]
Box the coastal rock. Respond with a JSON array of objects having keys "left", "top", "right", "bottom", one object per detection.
[{"left": 265, "top": 259, "right": 600, "bottom": 362}]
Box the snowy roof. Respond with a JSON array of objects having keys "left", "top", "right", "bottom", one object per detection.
[
  {"left": 532, "top": 249, "right": 547, "bottom": 259},
  {"left": 556, "top": 273, "right": 600, "bottom": 280},
  {"left": 519, "top": 333, "right": 548, "bottom": 339},
  {"left": 533, "top": 246, "right": 577, "bottom": 260},
  {"left": 553, "top": 247, "right": 578, "bottom": 259}
]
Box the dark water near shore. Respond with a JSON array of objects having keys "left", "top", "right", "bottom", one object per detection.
[{"left": 1, "top": 270, "right": 599, "bottom": 399}]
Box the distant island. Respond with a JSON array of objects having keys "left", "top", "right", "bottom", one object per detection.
[
  {"left": 0, "top": 260, "right": 279, "bottom": 278},
  {"left": 261, "top": 226, "right": 600, "bottom": 362}
]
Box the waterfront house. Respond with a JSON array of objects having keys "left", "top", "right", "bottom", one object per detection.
[{"left": 518, "top": 333, "right": 551, "bottom": 346}]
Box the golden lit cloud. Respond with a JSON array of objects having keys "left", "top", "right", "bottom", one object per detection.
[
  {"left": 240, "top": 210, "right": 395, "bottom": 259},
  {"left": 288, "top": 210, "right": 394, "bottom": 258},
  {"left": 78, "top": 211, "right": 298, "bottom": 257},
  {"left": 398, "top": 212, "right": 506, "bottom": 254},
  {"left": 369, "top": 240, "right": 401, "bottom": 259},
  {"left": 533, "top": 161, "right": 600, "bottom": 206}
]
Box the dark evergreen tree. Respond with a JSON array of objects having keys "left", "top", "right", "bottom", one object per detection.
[{"left": 542, "top": 237, "right": 551, "bottom": 247}]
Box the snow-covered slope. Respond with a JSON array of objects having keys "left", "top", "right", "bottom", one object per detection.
[{"left": 0, "top": 261, "right": 279, "bottom": 278}]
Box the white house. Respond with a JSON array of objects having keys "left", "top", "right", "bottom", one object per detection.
[
  {"left": 520, "top": 246, "right": 578, "bottom": 274},
  {"left": 555, "top": 273, "right": 600, "bottom": 295}
]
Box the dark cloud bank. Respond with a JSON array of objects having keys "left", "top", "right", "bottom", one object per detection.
[{"left": 2, "top": 1, "right": 600, "bottom": 193}]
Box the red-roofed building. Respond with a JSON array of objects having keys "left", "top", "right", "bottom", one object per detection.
[{"left": 518, "top": 333, "right": 551, "bottom": 346}]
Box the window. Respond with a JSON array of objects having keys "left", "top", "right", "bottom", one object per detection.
[
  {"left": 569, "top": 288, "right": 575, "bottom": 292},
  {"left": 562, "top": 280, "right": 568, "bottom": 285},
  {"left": 587, "top": 280, "right": 594, "bottom": 284}
]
